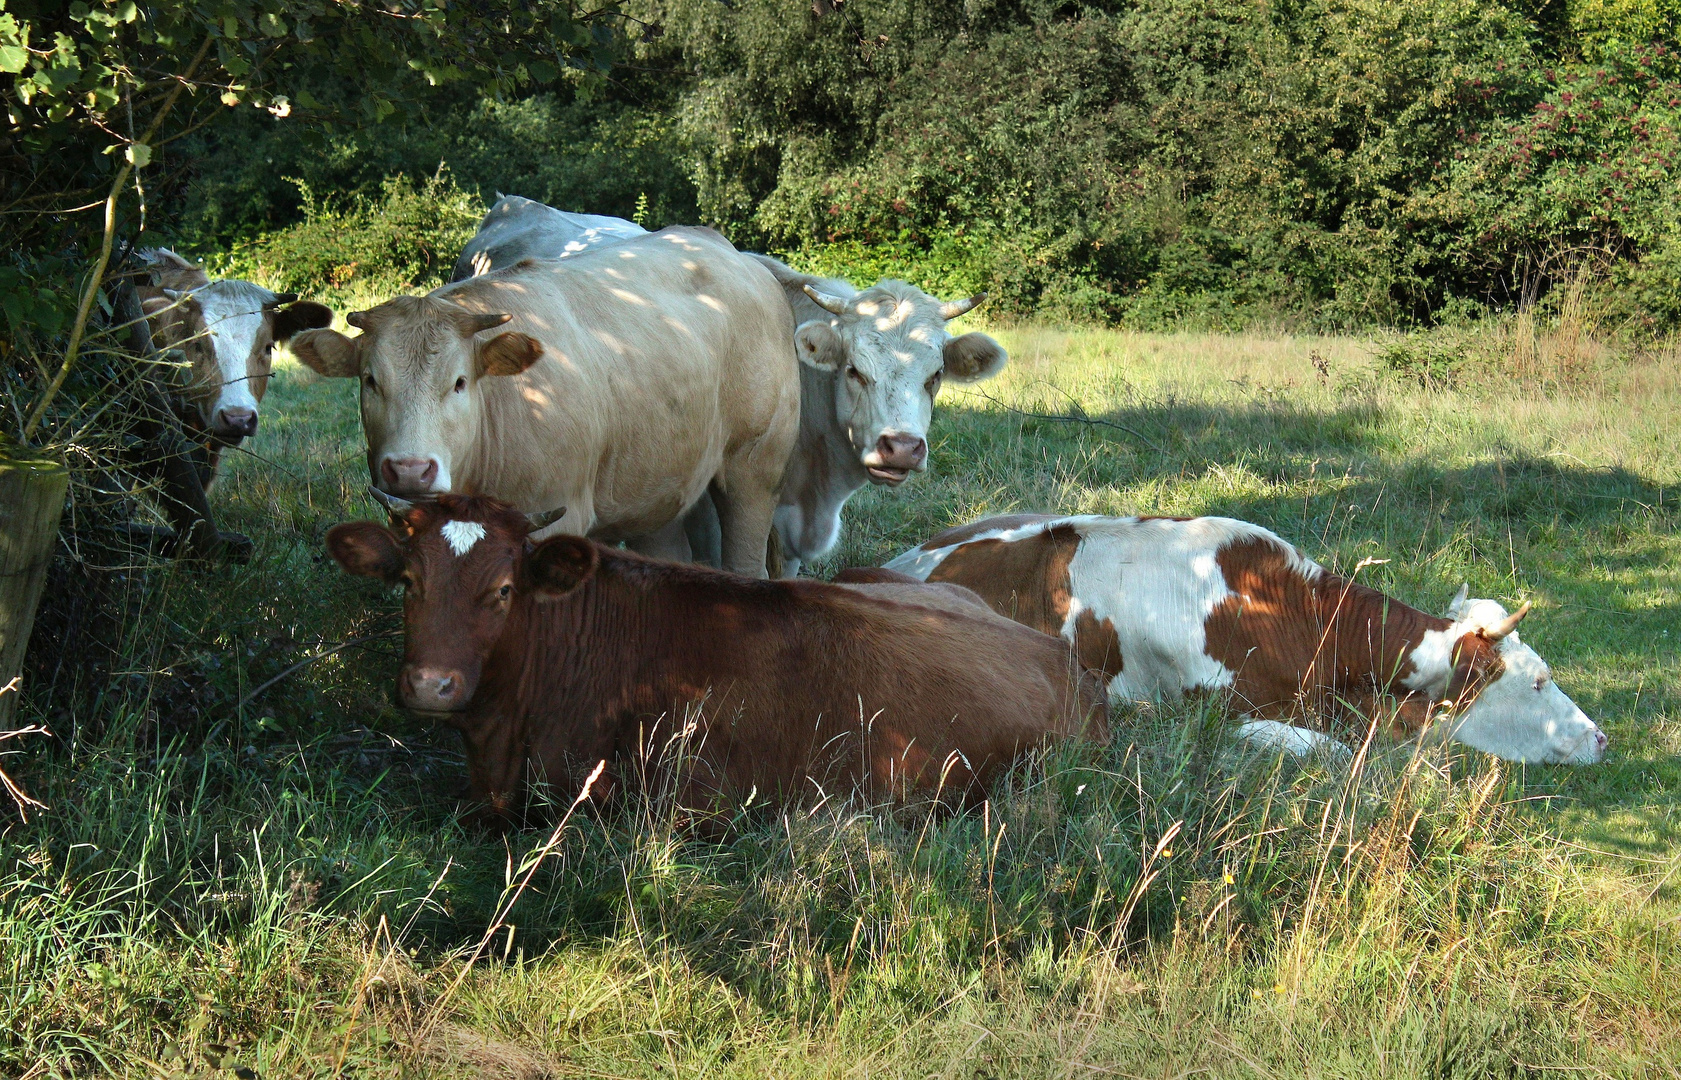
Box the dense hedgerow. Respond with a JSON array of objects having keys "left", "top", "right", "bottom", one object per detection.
[{"left": 166, "top": 1, "right": 1681, "bottom": 328}]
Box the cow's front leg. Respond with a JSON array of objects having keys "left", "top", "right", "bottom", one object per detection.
[
  {"left": 456, "top": 716, "right": 527, "bottom": 824},
  {"left": 713, "top": 480, "right": 780, "bottom": 579},
  {"left": 625, "top": 516, "right": 694, "bottom": 563}
]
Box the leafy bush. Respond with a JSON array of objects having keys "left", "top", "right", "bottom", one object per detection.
[
  {"left": 651, "top": 0, "right": 1553, "bottom": 326},
  {"left": 178, "top": 93, "right": 696, "bottom": 253},
  {"left": 206, "top": 172, "right": 485, "bottom": 307},
  {"left": 148, "top": 0, "right": 1681, "bottom": 329}
]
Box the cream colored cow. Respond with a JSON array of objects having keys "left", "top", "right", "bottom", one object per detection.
[{"left": 291, "top": 227, "right": 799, "bottom": 577}]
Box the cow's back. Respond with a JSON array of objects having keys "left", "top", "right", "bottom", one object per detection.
[
  {"left": 885, "top": 514, "right": 1311, "bottom": 702},
  {"left": 683, "top": 578, "right": 1106, "bottom": 801},
  {"left": 452, "top": 195, "right": 647, "bottom": 280}
]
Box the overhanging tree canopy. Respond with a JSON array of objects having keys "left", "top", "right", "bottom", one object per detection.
[{"left": 2, "top": 0, "right": 629, "bottom": 444}]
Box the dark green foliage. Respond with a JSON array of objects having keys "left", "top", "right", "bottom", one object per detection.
[
  {"left": 208, "top": 172, "right": 483, "bottom": 305},
  {"left": 61, "top": 0, "right": 1681, "bottom": 331},
  {"left": 648, "top": 0, "right": 1561, "bottom": 325},
  {"left": 178, "top": 92, "right": 697, "bottom": 252},
  {"left": 648, "top": 0, "right": 1681, "bottom": 326},
  {"left": 1, "top": 0, "right": 632, "bottom": 257}
]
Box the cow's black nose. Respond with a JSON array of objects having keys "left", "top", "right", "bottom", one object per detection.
[{"left": 214, "top": 407, "right": 258, "bottom": 438}]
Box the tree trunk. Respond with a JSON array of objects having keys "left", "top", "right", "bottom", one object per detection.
[{"left": 0, "top": 453, "right": 69, "bottom": 728}]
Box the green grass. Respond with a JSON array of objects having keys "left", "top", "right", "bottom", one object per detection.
[{"left": 5, "top": 327, "right": 1680, "bottom": 1077}]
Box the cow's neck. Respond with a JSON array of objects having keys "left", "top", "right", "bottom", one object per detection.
[
  {"left": 778, "top": 366, "right": 870, "bottom": 561},
  {"left": 1310, "top": 574, "right": 1452, "bottom": 697},
  {"left": 479, "top": 563, "right": 684, "bottom": 727}
]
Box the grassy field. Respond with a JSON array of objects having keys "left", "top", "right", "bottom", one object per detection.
[{"left": 4, "top": 324, "right": 1680, "bottom": 1077}]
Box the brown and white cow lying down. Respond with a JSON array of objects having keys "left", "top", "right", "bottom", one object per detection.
[
  {"left": 136, "top": 249, "right": 333, "bottom": 485},
  {"left": 877, "top": 515, "right": 1607, "bottom": 765},
  {"left": 327, "top": 495, "right": 1106, "bottom": 822}
]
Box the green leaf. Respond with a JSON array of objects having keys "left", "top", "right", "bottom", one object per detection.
[
  {"left": 115, "top": 2, "right": 138, "bottom": 24},
  {"left": 222, "top": 16, "right": 238, "bottom": 40},
  {"left": 0, "top": 43, "right": 25, "bottom": 74},
  {"left": 259, "top": 12, "right": 287, "bottom": 38},
  {"left": 221, "top": 91, "right": 240, "bottom": 106},
  {"left": 124, "top": 141, "right": 150, "bottom": 167},
  {"left": 68, "top": 2, "right": 90, "bottom": 20}
]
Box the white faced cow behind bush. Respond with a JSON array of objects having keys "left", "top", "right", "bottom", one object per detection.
[
  {"left": 748, "top": 255, "right": 1007, "bottom": 576},
  {"left": 882, "top": 514, "right": 1608, "bottom": 765},
  {"left": 135, "top": 248, "right": 332, "bottom": 485}
]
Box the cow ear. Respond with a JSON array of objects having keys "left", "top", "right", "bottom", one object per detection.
[
  {"left": 271, "top": 301, "right": 334, "bottom": 341},
  {"left": 1444, "top": 632, "right": 1500, "bottom": 706},
  {"left": 289, "top": 328, "right": 360, "bottom": 377},
  {"left": 526, "top": 535, "right": 599, "bottom": 597},
  {"left": 477, "top": 331, "right": 544, "bottom": 378},
  {"left": 794, "top": 319, "right": 845, "bottom": 371},
  {"left": 326, "top": 522, "right": 404, "bottom": 582},
  {"left": 942, "top": 332, "right": 1008, "bottom": 383}
]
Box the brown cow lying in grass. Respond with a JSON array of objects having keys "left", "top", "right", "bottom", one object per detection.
[{"left": 327, "top": 494, "right": 1105, "bottom": 823}]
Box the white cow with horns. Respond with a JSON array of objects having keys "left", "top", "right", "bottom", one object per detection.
[{"left": 135, "top": 248, "right": 333, "bottom": 485}]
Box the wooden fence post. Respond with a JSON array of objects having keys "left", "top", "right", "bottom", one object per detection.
[{"left": 0, "top": 453, "right": 69, "bottom": 728}]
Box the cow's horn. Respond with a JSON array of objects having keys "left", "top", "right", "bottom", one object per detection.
[
  {"left": 525, "top": 505, "right": 567, "bottom": 532},
  {"left": 460, "top": 311, "right": 513, "bottom": 335},
  {"left": 367, "top": 486, "right": 417, "bottom": 518},
  {"left": 1445, "top": 582, "right": 1470, "bottom": 617},
  {"left": 802, "top": 284, "right": 849, "bottom": 315},
  {"left": 1484, "top": 601, "right": 1532, "bottom": 641},
  {"left": 161, "top": 288, "right": 185, "bottom": 301},
  {"left": 264, "top": 291, "right": 300, "bottom": 308},
  {"left": 938, "top": 293, "right": 987, "bottom": 320}
]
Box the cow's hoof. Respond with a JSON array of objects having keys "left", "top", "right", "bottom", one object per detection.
[{"left": 218, "top": 530, "right": 255, "bottom": 564}]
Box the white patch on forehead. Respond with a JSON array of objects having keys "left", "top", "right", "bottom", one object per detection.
[{"left": 440, "top": 519, "right": 488, "bottom": 557}]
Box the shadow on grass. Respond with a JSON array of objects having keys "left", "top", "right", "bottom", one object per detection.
[{"left": 8, "top": 386, "right": 1678, "bottom": 1029}]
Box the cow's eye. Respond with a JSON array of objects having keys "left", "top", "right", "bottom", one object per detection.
[
  {"left": 846, "top": 365, "right": 867, "bottom": 384},
  {"left": 454, "top": 376, "right": 467, "bottom": 393},
  {"left": 1534, "top": 676, "right": 1547, "bottom": 691},
  {"left": 364, "top": 374, "right": 378, "bottom": 393},
  {"left": 925, "top": 370, "right": 942, "bottom": 394},
  {"left": 497, "top": 583, "right": 512, "bottom": 600}
]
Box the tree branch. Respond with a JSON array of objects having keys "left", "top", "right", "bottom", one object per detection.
[{"left": 21, "top": 35, "right": 214, "bottom": 444}]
